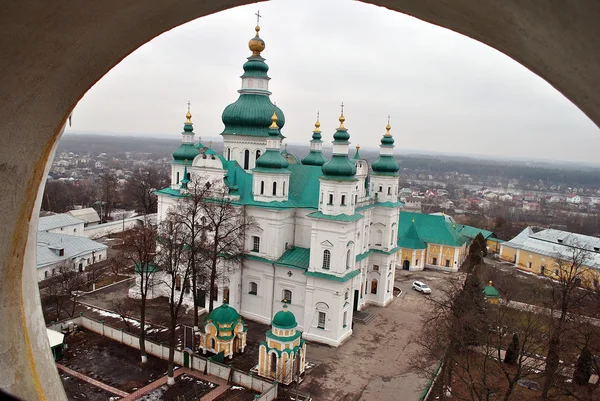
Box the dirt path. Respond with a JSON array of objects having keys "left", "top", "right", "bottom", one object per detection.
[{"left": 56, "top": 363, "right": 130, "bottom": 397}]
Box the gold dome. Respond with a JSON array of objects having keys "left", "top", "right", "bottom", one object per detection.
[
  {"left": 248, "top": 26, "right": 265, "bottom": 55},
  {"left": 385, "top": 115, "right": 391, "bottom": 136},
  {"left": 338, "top": 114, "right": 346, "bottom": 129},
  {"left": 314, "top": 113, "right": 321, "bottom": 133},
  {"left": 185, "top": 103, "right": 192, "bottom": 124}
]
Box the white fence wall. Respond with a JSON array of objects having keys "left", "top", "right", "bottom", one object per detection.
[
  {"left": 83, "top": 217, "right": 143, "bottom": 239},
  {"left": 49, "top": 314, "right": 280, "bottom": 400}
]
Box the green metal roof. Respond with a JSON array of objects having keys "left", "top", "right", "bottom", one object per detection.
[
  {"left": 275, "top": 247, "right": 310, "bottom": 270},
  {"left": 372, "top": 155, "right": 399, "bottom": 175},
  {"left": 483, "top": 282, "right": 500, "bottom": 298},
  {"left": 398, "top": 212, "right": 468, "bottom": 247},
  {"left": 301, "top": 150, "right": 328, "bottom": 166},
  {"left": 205, "top": 303, "right": 243, "bottom": 326},
  {"left": 272, "top": 304, "right": 297, "bottom": 329},
  {"left": 355, "top": 250, "right": 373, "bottom": 262},
  {"left": 455, "top": 225, "right": 496, "bottom": 240},
  {"left": 221, "top": 94, "right": 285, "bottom": 137},
  {"left": 173, "top": 143, "right": 199, "bottom": 162},
  {"left": 241, "top": 56, "right": 270, "bottom": 79},
  {"left": 304, "top": 269, "right": 361, "bottom": 282},
  {"left": 397, "top": 222, "right": 427, "bottom": 250},
  {"left": 154, "top": 187, "right": 186, "bottom": 198},
  {"left": 255, "top": 148, "right": 289, "bottom": 170},
  {"left": 306, "top": 211, "right": 363, "bottom": 222},
  {"left": 265, "top": 330, "right": 302, "bottom": 342},
  {"left": 321, "top": 154, "right": 357, "bottom": 179},
  {"left": 134, "top": 263, "right": 158, "bottom": 273}
]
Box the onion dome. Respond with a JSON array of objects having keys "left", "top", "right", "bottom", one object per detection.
[
  {"left": 205, "top": 303, "right": 241, "bottom": 325},
  {"left": 371, "top": 119, "right": 400, "bottom": 176},
  {"left": 221, "top": 97, "right": 285, "bottom": 137},
  {"left": 255, "top": 111, "right": 289, "bottom": 169},
  {"left": 173, "top": 105, "right": 199, "bottom": 162},
  {"left": 248, "top": 25, "right": 265, "bottom": 55},
  {"left": 180, "top": 163, "right": 189, "bottom": 189},
  {"left": 483, "top": 281, "right": 500, "bottom": 298},
  {"left": 321, "top": 112, "right": 357, "bottom": 179},
  {"left": 272, "top": 303, "right": 297, "bottom": 329},
  {"left": 302, "top": 114, "right": 329, "bottom": 166}
]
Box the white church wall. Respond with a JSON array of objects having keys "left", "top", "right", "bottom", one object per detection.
[
  {"left": 223, "top": 135, "right": 266, "bottom": 170},
  {"left": 272, "top": 266, "right": 307, "bottom": 329},
  {"left": 240, "top": 259, "right": 274, "bottom": 325},
  {"left": 246, "top": 207, "right": 294, "bottom": 260},
  {"left": 292, "top": 210, "right": 313, "bottom": 249},
  {"left": 308, "top": 219, "right": 358, "bottom": 276}
]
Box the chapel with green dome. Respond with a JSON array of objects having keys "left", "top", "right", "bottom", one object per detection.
[
  {"left": 258, "top": 303, "right": 307, "bottom": 385},
  {"left": 200, "top": 303, "right": 248, "bottom": 359}
]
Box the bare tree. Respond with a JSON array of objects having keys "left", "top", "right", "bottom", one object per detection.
[
  {"left": 110, "top": 298, "right": 137, "bottom": 332},
  {"left": 168, "top": 175, "right": 212, "bottom": 329},
  {"left": 120, "top": 222, "right": 157, "bottom": 364},
  {"left": 155, "top": 217, "right": 191, "bottom": 385},
  {"left": 540, "top": 242, "right": 592, "bottom": 400},
  {"left": 123, "top": 167, "right": 169, "bottom": 214},
  {"left": 98, "top": 172, "right": 118, "bottom": 221},
  {"left": 196, "top": 183, "right": 258, "bottom": 312}
]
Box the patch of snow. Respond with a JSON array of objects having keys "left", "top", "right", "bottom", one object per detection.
[{"left": 231, "top": 385, "right": 245, "bottom": 390}]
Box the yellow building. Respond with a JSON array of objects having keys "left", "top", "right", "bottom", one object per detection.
[
  {"left": 396, "top": 212, "right": 468, "bottom": 272},
  {"left": 500, "top": 227, "right": 600, "bottom": 289},
  {"left": 258, "top": 303, "right": 307, "bottom": 385},
  {"left": 199, "top": 303, "right": 247, "bottom": 359}
]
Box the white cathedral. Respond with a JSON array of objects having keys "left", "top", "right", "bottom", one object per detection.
[{"left": 147, "top": 24, "right": 402, "bottom": 347}]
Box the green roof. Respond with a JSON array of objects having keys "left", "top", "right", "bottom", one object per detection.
[
  {"left": 221, "top": 94, "right": 285, "bottom": 137},
  {"left": 301, "top": 150, "right": 328, "bottom": 166},
  {"left": 134, "top": 263, "right": 158, "bottom": 273},
  {"left": 355, "top": 250, "right": 373, "bottom": 262},
  {"left": 265, "top": 330, "right": 302, "bottom": 342},
  {"left": 455, "top": 225, "right": 496, "bottom": 240},
  {"left": 275, "top": 247, "right": 310, "bottom": 270},
  {"left": 255, "top": 148, "right": 289, "bottom": 170},
  {"left": 483, "top": 282, "right": 500, "bottom": 298},
  {"left": 306, "top": 211, "right": 363, "bottom": 222},
  {"left": 272, "top": 304, "right": 297, "bottom": 329},
  {"left": 154, "top": 187, "right": 186, "bottom": 198},
  {"left": 397, "top": 223, "right": 427, "bottom": 250},
  {"left": 304, "top": 269, "right": 361, "bottom": 282},
  {"left": 321, "top": 154, "right": 357, "bottom": 179},
  {"left": 372, "top": 155, "right": 399, "bottom": 175},
  {"left": 173, "top": 143, "right": 199, "bottom": 162},
  {"left": 241, "top": 56, "right": 270, "bottom": 79},
  {"left": 398, "top": 212, "right": 468, "bottom": 247},
  {"left": 205, "top": 303, "right": 242, "bottom": 326}
]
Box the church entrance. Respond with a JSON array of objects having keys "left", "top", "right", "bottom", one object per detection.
[
  {"left": 403, "top": 260, "right": 410, "bottom": 270},
  {"left": 353, "top": 290, "right": 359, "bottom": 311}
]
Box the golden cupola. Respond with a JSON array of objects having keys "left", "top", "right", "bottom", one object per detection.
[{"left": 248, "top": 25, "right": 265, "bottom": 56}]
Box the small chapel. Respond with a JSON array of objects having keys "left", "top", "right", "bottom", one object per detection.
[
  {"left": 199, "top": 303, "right": 248, "bottom": 359},
  {"left": 258, "top": 303, "right": 307, "bottom": 385}
]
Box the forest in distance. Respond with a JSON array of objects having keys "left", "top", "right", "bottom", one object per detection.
[{"left": 58, "top": 132, "right": 600, "bottom": 189}]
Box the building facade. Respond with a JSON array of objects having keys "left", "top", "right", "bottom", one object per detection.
[{"left": 150, "top": 24, "right": 402, "bottom": 347}]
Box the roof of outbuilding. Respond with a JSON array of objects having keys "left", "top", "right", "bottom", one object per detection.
[
  {"left": 398, "top": 211, "right": 468, "bottom": 247},
  {"left": 38, "top": 214, "right": 85, "bottom": 232},
  {"left": 455, "top": 225, "right": 496, "bottom": 240},
  {"left": 397, "top": 222, "right": 427, "bottom": 250},
  {"left": 37, "top": 231, "right": 107, "bottom": 268},
  {"left": 66, "top": 208, "right": 100, "bottom": 224},
  {"left": 276, "top": 247, "right": 310, "bottom": 270}
]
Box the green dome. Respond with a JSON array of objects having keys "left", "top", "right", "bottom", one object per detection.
[
  {"left": 302, "top": 151, "right": 328, "bottom": 166},
  {"left": 205, "top": 303, "right": 241, "bottom": 326},
  {"left": 371, "top": 155, "right": 399, "bottom": 175},
  {"left": 241, "top": 57, "right": 270, "bottom": 78},
  {"left": 381, "top": 135, "right": 395, "bottom": 146},
  {"left": 483, "top": 281, "right": 500, "bottom": 298},
  {"left": 256, "top": 149, "right": 289, "bottom": 169},
  {"left": 322, "top": 155, "right": 357, "bottom": 178},
  {"left": 221, "top": 95, "right": 286, "bottom": 137},
  {"left": 333, "top": 127, "right": 350, "bottom": 142},
  {"left": 173, "top": 144, "right": 199, "bottom": 162},
  {"left": 272, "top": 304, "right": 297, "bottom": 329}
]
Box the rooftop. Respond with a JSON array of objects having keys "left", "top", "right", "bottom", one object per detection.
[
  {"left": 37, "top": 231, "right": 107, "bottom": 268},
  {"left": 38, "top": 214, "right": 85, "bottom": 232}
]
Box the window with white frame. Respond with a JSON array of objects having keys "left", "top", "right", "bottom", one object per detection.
[
  {"left": 344, "top": 290, "right": 349, "bottom": 301},
  {"left": 252, "top": 236, "right": 260, "bottom": 252},
  {"left": 341, "top": 195, "right": 346, "bottom": 205},
  {"left": 322, "top": 250, "right": 331, "bottom": 269},
  {"left": 283, "top": 289, "right": 293, "bottom": 303},
  {"left": 249, "top": 281, "right": 258, "bottom": 295},
  {"left": 346, "top": 249, "right": 351, "bottom": 269},
  {"left": 317, "top": 312, "right": 326, "bottom": 329},
  {"left": 343, "top": 311, "right": 347, "bottom": 327}
]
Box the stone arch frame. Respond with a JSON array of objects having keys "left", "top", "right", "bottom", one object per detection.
[{"left": 3, "top": 2, "right": 600, "bottom": 399}]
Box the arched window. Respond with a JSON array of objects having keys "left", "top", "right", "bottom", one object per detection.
[
  {"left": 210, "top": 337, "right": 216, "bottom": 349},
  {"left": 271, "top": 352, "right": 277, "bottom": 373},
  {"left": 223, "top": 287, "right": 230, "bottom": 303},
  {"left": 227, "top": 148, "right": 231, "bottom": 160},
  {"left": 260, "top": 181, "right": 265, "bottom": 195},
  {"left": 248, "top": 79, "right": 254, "bottom": 87},
  {"left": 371, "top": 279, "right": 378, "bottom": 294},
  {"left": 283, "top": 289, "right": 292, "bottom": 303},
  {"left": 283, "top": 181, "right": 286, "bottom": 196},
  {"left": 322, "top": 250, "right": 331, "bottom": 269},
  {"left": 244, "top": 149, "right": 250, "bottom": 170},
  {"left": 256, "top": 149, "right": 261, "bottom": 160},
  {"left": 176, "top": 172, "right": 180, "bottom": 184},
  {"left": 187, "top": 172, "right": 191, "bottom": 181},
  {"left": 346, "top": 249, "right": 351, "bottom": 269},
  {"left": 391, "top": 223, "right": 397, "bottom": 245},
  {"left": 272, "top": 181, "right": 277, "bottom": 196},
  {"left": 375, "top": 230, "right": 383, "bottom": 246}
]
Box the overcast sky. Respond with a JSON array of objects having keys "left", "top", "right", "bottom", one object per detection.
[{"left": 66, "top": 0, "right": 600, "bottom": 164}]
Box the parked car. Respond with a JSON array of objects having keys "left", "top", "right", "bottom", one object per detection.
[{"left": 412, "top": 281, "right": 431, "bottom": 294}]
